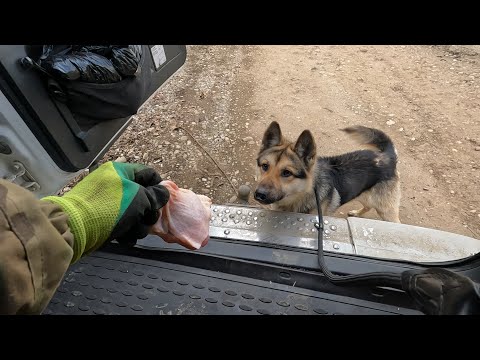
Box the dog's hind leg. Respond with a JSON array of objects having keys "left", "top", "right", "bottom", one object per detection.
[
  {"left": 348, "top": 206, "right": 371, "bottom": 217},
  {"left": 347, "top": 191, "right": 372, "bottom": 218},
  {"left": 370, "top": 179, "right": 401, "bottom": 223},
  {"left": 376, "top": 208, "right": 401, "bottom": 223}
]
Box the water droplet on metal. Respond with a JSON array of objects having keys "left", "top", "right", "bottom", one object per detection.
[
  {"left": 246, "top": 220, "right": 252, "bottom": 225},
  {"left": 237, "top": 210, "right": 242, "bottom": 215},
  {"left": 323, "top": 220, "right": 329, "bottom": 225},
  {"left": 292, "top": 222, "right": 297, "bottom": 226},
  {"left": 248, "top": 211, "right": 253, "bottom": 216},
  {"left": 224, "top": 230, "right": 230, "bottom": 235},
  {"left": 213, "top": 208, "right": 218, "bottom": 212},
  {"left": 314, "top": 222, "right": 320, "bottom": 229},
  {"left": 211, "top": 217, "right": 214, "bottom": 221},
  {"left": 241, "top": 215, "right": 246, "bottom": 220},
  {"left": 222, "top": 218, "right": 228, "bottom": 222},
  {"left": 225, "top": 209, "right": 230, "bottom": 213},
  {"left": 333, "top": 243, "right": 340, "bottom": 250},
  {"left": 330, "top": 225, "right": 337, "bottom": 231},
  {"left": 311, "top": 228, "right": 316, "bottom": 232},
  {"left": 229, "top": 214, "right": 235, "bottom": 219},
  {"left": 324, "top": 229, "right": 330, "bottom": 235},
  {"left": 297, "top": 217, "right": 304, "bottom": 222},
  {"left": 253, "top": 217, "right": 258, "bottom": 221},
  {"left": 234, "top": 219, "right": 240, "bottom": 224}
]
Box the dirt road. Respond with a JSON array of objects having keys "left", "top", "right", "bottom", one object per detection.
[{"left": 103, "top": 45, "right": 480, "bottom": 239}]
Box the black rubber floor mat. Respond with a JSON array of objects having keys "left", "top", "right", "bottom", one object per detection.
[{"left": 43, "top": 251, "right": 418, "bottom": 315}]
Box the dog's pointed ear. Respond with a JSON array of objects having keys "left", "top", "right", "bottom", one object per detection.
[
  {"left": 294, "top": 130, "right": 316, "bottom": 166},
  {"left": 261, "top": 121, "right": 282, "bottom": 150}
]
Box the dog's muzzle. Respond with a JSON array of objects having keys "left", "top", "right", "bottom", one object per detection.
[{"left": 254, "top": 187, "right": 278, "bottom": 205}]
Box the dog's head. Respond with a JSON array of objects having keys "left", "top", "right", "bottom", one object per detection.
[{"left": 254, "top": 121, "right": 317, "bottom": 205}]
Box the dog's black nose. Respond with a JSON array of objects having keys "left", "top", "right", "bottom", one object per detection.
[{"left": 254, "top": 189, "right": 268, "bottom": 202}]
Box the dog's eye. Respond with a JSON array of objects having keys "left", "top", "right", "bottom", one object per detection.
[
  {"left": 281, "top": 170, "right": 292, "bottom": 177},
  {"left": 261, "top": 164, "right": 269, "bottom": 171}
]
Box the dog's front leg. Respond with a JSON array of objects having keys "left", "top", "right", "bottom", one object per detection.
[{"left": 309, "top": 201, "right": 330, "bottom": 216}]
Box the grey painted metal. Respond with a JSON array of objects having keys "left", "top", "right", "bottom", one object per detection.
[
  {"left": 0, "top": 90, "right": 83, "bottom": 197},
  {"left": 205, "top": 204, "right": 480, "bottom": 263},
  {"left": 347, "top": 217, "right": 480, "bottom": 262},
  {"left": 209, "top": 204, "right": 354, "bottom": 254}
]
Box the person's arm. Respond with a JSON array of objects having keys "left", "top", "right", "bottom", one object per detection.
[
  {"left": 0, "top": 179, "right": 74, "bottom": 315},
  {"left": 0, "top": 161, "right": 170, "bottom": 315}
]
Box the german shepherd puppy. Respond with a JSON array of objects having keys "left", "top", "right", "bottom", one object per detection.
[{"left": 254, "top": 121, "right": 401, "bottom": 223}]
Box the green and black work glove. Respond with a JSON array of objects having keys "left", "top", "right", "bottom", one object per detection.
[{"left": 42, "top": 161, "right": 169, "bottom": 263}]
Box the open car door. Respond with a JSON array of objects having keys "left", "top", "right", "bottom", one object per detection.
[{"left": 0, "top": 45, "right": 186, "bottom": 197}]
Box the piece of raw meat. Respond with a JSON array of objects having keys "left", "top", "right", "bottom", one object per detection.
[{"left": 150, "top": 180, "right": 212, "bottom": 250}]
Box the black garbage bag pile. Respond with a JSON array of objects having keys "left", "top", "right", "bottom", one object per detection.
[
  {"left": 22, "top": 45, "right": 149, "bottom": 121},
  {"left": 37, "top": 45, "right": 142, "bottom": 83}
]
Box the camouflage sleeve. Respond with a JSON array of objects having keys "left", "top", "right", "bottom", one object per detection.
[{"left": 0, "top": 180, "right": 74, "bottom": 315}]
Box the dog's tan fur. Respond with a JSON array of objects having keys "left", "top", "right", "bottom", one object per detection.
[{"left": 348, "top": 178, "right": 401, "bottom": 223}]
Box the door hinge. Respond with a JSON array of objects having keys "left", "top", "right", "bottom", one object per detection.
[{"left": 3, "top": 161, "right": 40, "bottom": 192}]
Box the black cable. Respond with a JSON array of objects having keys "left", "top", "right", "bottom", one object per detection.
[{"left": 315, "top": 187, "right": 403, "bottom": 288}]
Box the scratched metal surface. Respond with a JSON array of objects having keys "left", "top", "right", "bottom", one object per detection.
[
  {"left": 208, "top": 204, "right": 354, "bottom": 254},
  {"left": 139, "top": 204, "right": 480, "bottom": 262}
]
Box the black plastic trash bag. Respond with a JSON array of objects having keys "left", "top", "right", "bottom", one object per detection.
[
  {"left": 41, "top": 51, "right": 122, "bottom": 83},
  {"left": 75, "top": 45, "right": 113, "bottom": 57},
  {"left": 111, "top": 45, "right": 142, "bottom": 77},
  {"left": 22, "top": 45, "right": 148, "bottom": 121},
  {"left": 36, "top": 45, "right": 142, "bottom": 82}
]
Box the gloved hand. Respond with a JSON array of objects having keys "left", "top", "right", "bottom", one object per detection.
[{"left": 42, "top": 161, "right": 169, "bottom": 263}]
